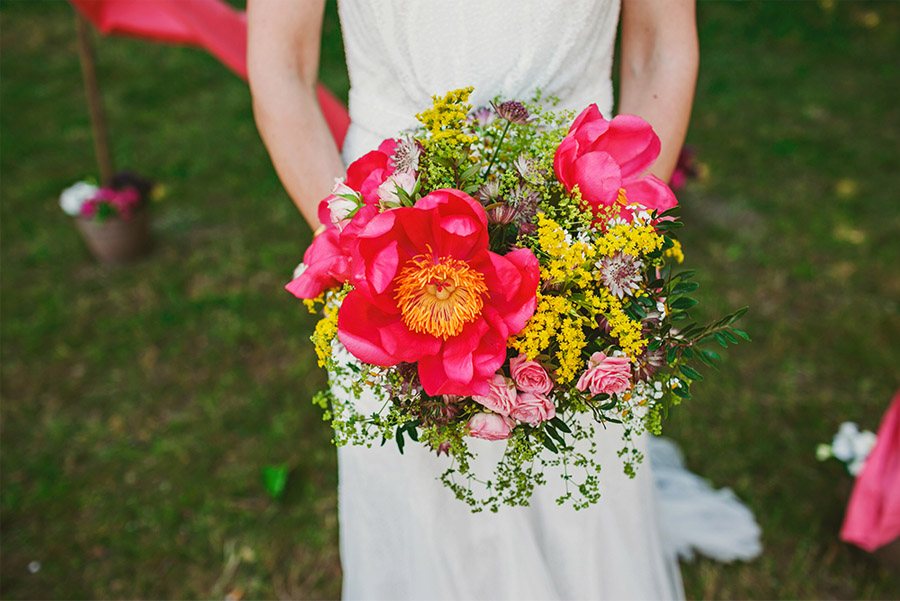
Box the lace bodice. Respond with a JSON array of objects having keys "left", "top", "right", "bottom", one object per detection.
[{"left": 338, "top": 0, "right": 621, "bottom": 161}]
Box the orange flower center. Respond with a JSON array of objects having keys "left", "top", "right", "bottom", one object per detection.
[
  {"left": 616, "top": 188, "right": 629, "bottom": 206},
  {"left": 394, "top": 253, "right": 488, "bottom": 340}
]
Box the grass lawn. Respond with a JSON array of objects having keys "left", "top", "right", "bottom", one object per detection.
[{"left": 1, "top": 1, "right": 898, "bottom": 598}]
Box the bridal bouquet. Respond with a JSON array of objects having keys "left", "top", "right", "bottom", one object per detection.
[{"left": 287, "top": 88, "right": 747, "bottom": 511}]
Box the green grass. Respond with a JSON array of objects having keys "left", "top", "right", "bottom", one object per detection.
[{"left": 1, "top": 1, "right": 898, "bottom": 599}]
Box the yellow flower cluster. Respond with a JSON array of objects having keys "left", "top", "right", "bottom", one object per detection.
[
  {"left": 595, "top": 221, "right": 664, "bottom": 258},
  {"left": 556, "top": 317, "right": 587, "bottom": 382},
  {"left": 512, "top": 293, "right": 567, "bottom": 360},
  {"left": 415, "top": 86, "right": 477, "bottom": 148},
  {"left": 664, "top": 238, "right": 685, "bottom": 264},
  {"left": 311, "top": 302, "right": 339, "bottom": 368},
  {"left": 535, "top": 213, "right": 595, "bottom": 287},
  {"left": 597, "top": 290, "right": 647, "bottom": 359}
]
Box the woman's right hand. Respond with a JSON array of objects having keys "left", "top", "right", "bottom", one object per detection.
[{"left": 247, "top": 0, "right": 345, "bottom": 230}]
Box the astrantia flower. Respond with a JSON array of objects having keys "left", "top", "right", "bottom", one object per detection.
[
  {"left": 470, "top": 106, "right": 495, "bottom": 127},
  {"left": 493, "top": 100, "right": 530, "bottom": 124},
  {"left": 477, "top": 180, "right": 501, "bottom": 203},
  {"left": 554, "top": 104, "right": 677, "bottom": 220},
  {"left": 390, "top": 137, "right": 422, "bottom": 174},
  {"left": 514, "top": 155, "right": 542, "bottom": 185},
  {"left": 597, "top": 252, "right": 644, "bottom": 298},
  {"left": 337, "top": 189, "right": 540, "bottom": 396},
  {"left": 508, "top": 184, "right": 540, "bottom": 232}
]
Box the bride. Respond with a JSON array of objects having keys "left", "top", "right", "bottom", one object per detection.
[{"left": 248, "top": 1, "right": 698, "bottom": 598}]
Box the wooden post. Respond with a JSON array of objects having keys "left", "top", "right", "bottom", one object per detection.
[{"left": 75, "top": 12, "right": 114, "bottom": 185}]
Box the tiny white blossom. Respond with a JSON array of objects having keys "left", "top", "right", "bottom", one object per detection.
[{"left": 292, "top": 262, "right": 308, "bottom": 279}]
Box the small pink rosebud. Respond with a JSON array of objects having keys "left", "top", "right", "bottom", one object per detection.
[{"left": 467, "top": 412, "right": 515, "bottom": 441}]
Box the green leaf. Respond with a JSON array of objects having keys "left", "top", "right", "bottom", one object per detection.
[
  {"left": 672, "top": 384, "right": 692, "bottom": 399},
  {"left": 261, "top": 465, "right": 289, "bottom": 500},
  {"left": 545, "top": 425, "right": 565, "bottom": 445},
  {"left": 666, "top": 346, "right": 678, "bottom": 364},
  {"left": 656, "top": 207, "right": 681, "bottom": 220},
  {"left": 714, "top": 332, "right": 729, "bottom": 348},
  {"left": 672, "top": 281, "right": 700, "bottom": 294},
  {"left": 700, "top": 349, "right": 721, "bottom": 363},
  {"left": 732, "top": 328, "right": 751, "bottom": 342},
  {"left": 542, "top": 435, "right": 559, "bottom": 454},
  {"left": 680, "top": 365, "right": 704, "bottom": 381},
  {"left": 670, "top": 297, "right": 698, "bottom": 310},
  {"left": 550, "top": 417, "right": 571, "bottom": 433},
  {"left": 395, "top": 427, "right": 406, "bottom": 454}
]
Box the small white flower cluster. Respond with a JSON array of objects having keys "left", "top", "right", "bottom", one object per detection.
[
  {"left": 620, "top": 379, "right": 665, "bottom": 421},
  {"left": 816, "top": 421, "right": 877, "bottom": 476},
  {"left": 59, "top": 181, "right": 98, "bottom": 216}
]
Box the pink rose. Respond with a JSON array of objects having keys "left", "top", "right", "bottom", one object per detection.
[
  {"left": 467, "top": 412, "right": 515, "bottom": 441},
  {"left": 553, "top": 105, "right": 677, "bottom": 221},
  {"left": 509, "top": 355, "right": 553, "bottom": 394},
  {"left": 509, "top": 392, "right": 556, "bottom": 426},
  {"left": 472, "top": 373, "right": 518, "bottom": 416},
  {"left": 576, "top": 352, "right": 632, "bottom": 396}
]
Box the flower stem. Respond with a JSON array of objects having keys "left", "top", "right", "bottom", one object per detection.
[{"left": 482, "top": 120, "right": 512, "bottom": 180}]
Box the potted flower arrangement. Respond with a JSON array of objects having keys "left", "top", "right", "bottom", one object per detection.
[{"left": 60, "top": 171, "right": 156, "bottom": 264}]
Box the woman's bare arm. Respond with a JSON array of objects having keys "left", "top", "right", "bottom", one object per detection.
[
  {"left": 247, "top": 0, "right": 344, "bottom": 229},
  {"left": 618, "top": 0, "right": 699, "bottom": 181}
]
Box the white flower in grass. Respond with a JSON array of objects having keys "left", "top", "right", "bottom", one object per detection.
[
  {"left": 829, "top": 421, "right": 877, "bottom": 476},
  {"left": 59, "top": 181, "right": 98, "bottom": 216},
  {"left": 597, "top": 252, "right": 644, "bottom": 299}
]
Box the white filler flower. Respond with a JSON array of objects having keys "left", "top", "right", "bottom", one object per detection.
[{"left": 59, "top": 181, "right": 98, "bottom": 216}]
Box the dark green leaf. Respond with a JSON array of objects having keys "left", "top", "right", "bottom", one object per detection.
[
  {"left": 550, "top": 417, "right": 571, "bottom": 433},
  {"left": 542, "top": 435, "right": 559, "bottom": 454},
  {"left": 680, "top": 365, "right": 704, "bottom": 381},
  {"left": 672, "top": 281, "right": 700, "bottom": 294},
  {"left": 395, "top": 427, "right": 406, "bottom": 454},
  {"left": 732, "top": 328, "right": 752, "bottom": 342},
  {"left": 670, "top": 297, "right": 698, "bottom": 310}
]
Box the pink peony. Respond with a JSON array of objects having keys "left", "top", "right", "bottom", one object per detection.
[
  {"left": 576, "top": 352, "right": 633, "bottom": 396},
  {"left": 509, "top": 355, "right": 553, "bottom": 394},
  {"left": 290, "top": 139, "right": 402, "bottom": 300},
  {"left": 337, "top": 189, "right": 540, "bottom": 396},
  {"left": 553, "top": 105, "right": 677, "bottom": 220},
  {"left": 509, "top": 392, "right": 556, "bottom": 426},
  {"left": 467, "top": 412, "right": 515, "bottom": 441},
  {"left": 472, "top": 373, "right": 518, "bottom": 416},
  {"left": 284, "top": 227, "right": 351, "bottom": 299}
]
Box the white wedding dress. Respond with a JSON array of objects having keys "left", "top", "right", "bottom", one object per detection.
[{"left": 333, "top": 1, "right": 759, "bottom": 599}]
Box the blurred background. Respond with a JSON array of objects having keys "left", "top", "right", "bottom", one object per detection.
[{"left": 1, "top": 1, "right": 898, "bottom": 598}]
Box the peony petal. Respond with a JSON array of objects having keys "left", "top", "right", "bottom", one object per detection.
[
  {"left": 594, "top": 114, "right": 662, "bottom": 177},
  {"left": 568, "top": 104, "right": 603, "bottom": 133},
  {"left": 622, "top": 174, "right": 678, "bottom": 213},
  {"left": 284, "top": 229, "right": 348, "bottom": 299},
  {"left": 570, "top": 151, "right": 622, "bottom": 208},
  {"left": 337, "top": 291, "right": 405, "bottom": 366},
  {"left": 553, "top": 136, "right": 579, "bottom": 191},
  {"left": 366, "top": 239, "right": 399, "bottom": 295},
  {"left": 488, "top": 248, "right": 540, "bottom": 334},
  {"left": 378, "top": 315, "right": 442, "bottom": 362}
]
